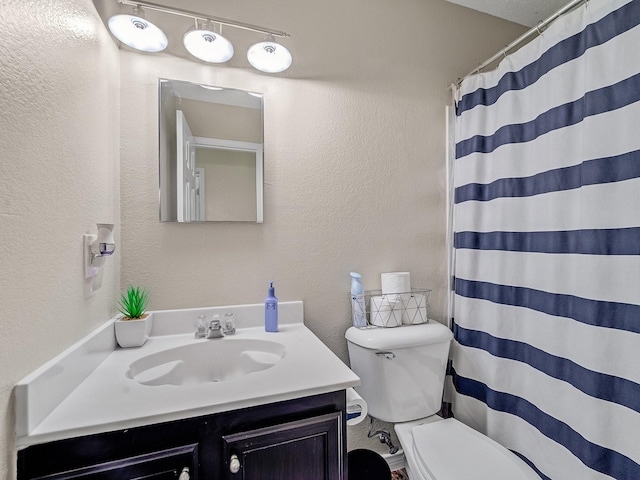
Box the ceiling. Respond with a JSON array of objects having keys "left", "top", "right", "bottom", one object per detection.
[
  {"left": 93, "top": 0, "right": 572, "bottom": 68},
  {"left": 446, "top": 0, "right": 570, "bottom": 27}
]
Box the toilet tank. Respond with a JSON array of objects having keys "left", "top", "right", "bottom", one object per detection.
[{"left": 345, "top": 322, "right": 453, "bottom": 423}]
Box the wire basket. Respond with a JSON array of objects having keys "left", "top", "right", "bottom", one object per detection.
[{"left": 350, "top": 289, "right": 431, "bottom": 328}]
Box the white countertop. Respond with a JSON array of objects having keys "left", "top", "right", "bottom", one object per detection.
[{"left": 15, "top": 302, "right": 360, "bottom": 447}]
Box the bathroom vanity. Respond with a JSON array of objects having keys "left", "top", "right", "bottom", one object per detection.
[
  {"left": 18, "top": 391, "right": 344, "bottom": 479},
  {"left": 15, "top": 302, "right": 359, "bottom": 479}
]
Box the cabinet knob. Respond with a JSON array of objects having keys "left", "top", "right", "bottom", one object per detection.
[
  {"left": 178, "top": 467, "right": 190, "bottom": 480},
  {"left": 229, "top": 454, "right": 241, "bottom": 474}
]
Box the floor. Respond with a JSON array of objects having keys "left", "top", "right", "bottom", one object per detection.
[{"left": 391, "top": 468, "right": 409, "bottom": 479}]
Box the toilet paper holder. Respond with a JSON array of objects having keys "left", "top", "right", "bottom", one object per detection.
[{"left": 349, "top": 288, "right": 431, "bottom": 328}]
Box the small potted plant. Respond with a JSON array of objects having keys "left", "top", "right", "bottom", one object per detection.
[{"left": 114, "top": 285, "right": 153, "bottom": 348}]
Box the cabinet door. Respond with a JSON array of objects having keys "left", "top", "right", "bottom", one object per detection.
[
  {"left": 27, "top": 444, "right": 198, "bottom": 480},
  {"left": 222, "top": 412, "right": 343, "bottom": 480}
]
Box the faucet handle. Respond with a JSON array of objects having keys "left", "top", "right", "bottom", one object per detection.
[
  {"left": 223, "top": 312, "right": 236, "bottom": 335},
  {"left": 195, "top": 315, "right": 207, "bottom": 338}
]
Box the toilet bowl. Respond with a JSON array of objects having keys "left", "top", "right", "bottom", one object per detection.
[{"left": 345, "top": 322, "right": 538, "bottom": 480}]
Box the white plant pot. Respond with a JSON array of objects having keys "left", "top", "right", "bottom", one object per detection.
[{"left": 115, "top": 313, "right": 153, "bottom": 348}]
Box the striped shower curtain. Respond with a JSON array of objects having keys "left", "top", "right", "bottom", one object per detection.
[{"left": 450, "top": 0, "right": 640, "bottom": 478}]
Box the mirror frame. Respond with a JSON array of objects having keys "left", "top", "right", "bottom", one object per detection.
[{"left": 158, "top": 78, "right": 264, "bottom": 223}]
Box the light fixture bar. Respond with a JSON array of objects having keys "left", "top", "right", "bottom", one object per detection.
[{"left": 117, "top": 0, "right": 291, "bottom": 38}]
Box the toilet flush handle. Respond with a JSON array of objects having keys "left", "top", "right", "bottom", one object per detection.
[{"left": 375, "top": 351, "right": 395, "bottom": 360}]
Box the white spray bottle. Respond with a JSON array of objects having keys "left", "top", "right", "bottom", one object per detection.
[{"left": 350, "top": 272, "right": 367, "bottom": 328}]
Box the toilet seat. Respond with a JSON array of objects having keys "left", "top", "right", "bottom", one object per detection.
[{"left": 395, "top": 417, "right": 539, "bottom": 480}]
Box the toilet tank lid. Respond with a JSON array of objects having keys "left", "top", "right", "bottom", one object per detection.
[{"left": 345, "top": 322, "right": 452, "bottom": 350}]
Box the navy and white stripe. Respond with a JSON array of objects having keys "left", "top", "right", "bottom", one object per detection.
[
  {"left": 455, "top": 149, "right": 640, "bottom": 203},
  {"left": 456, "top": 0, "right": 640, "bottom": 115},
  {"left": 451, "top": 1, "right": 640, "bottom": 479},
  {"left": 457, "top": 72, "right": 640, "bottom": 158}
]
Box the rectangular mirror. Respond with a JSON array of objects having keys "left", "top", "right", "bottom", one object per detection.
[{"left": 159, "top": 79, "right": 264, "bottom": 223}]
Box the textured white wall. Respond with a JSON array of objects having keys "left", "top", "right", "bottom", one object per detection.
[
  {"left": 0, "top": 0, "right": 525, "bottom": 473},
  {"left": 0, "top": 0, "right": 120, "bottom": 477},
  {"left": 120, "top": 0, "right": 525, "bottom": 362},
  {"left": 119, "top": 2, "right": 524, "bottom": 455}
]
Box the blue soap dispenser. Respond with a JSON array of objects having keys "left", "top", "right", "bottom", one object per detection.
[{"left": 265, "top": 281, "right": 278, "bottom": 332}]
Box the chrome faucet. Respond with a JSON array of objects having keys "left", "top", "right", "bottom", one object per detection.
[{"left": 206, "top": 315, "right": 224, "bottom": 339}]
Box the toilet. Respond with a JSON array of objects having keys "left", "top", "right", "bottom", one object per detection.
[{"left": 345, "top": 322, "right": 539, "bottom": 480}]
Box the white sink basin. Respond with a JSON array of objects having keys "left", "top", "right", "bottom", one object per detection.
[{"left": 126, "top": 338, "right": 285, "bottom": 386}]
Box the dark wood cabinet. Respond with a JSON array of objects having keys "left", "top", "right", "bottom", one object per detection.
[
  {"left": 28, "top": 444, "right": 198, "bottom": 480},
  {"left": 222, "top": 412, "right": 342, "bottom": 480},
  {"left": 17, "top": 391, "right": 345, "bottom": 480}
]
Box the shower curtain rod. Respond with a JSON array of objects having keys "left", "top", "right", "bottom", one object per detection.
[{"left": 456, "top": 0, "right": 587, "bottom": 85}]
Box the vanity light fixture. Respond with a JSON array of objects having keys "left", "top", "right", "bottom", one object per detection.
[
  {"left": 247, "top": 36, "right": 293, "bottom": 74},
  {"left": 108, "top": 6, "right": 167, "bottom": 53},
  {"left": 108, "top": 0, "right": 292, "bottom": 73},
  {"left": 184, "top": 21, "right": 234, "bottom": 63}
]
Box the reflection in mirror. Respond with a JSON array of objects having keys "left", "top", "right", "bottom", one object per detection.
[{"left": 159, "top": 79, "right": 264, "bottom": 223}]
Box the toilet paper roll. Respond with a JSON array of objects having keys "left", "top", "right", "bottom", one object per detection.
[
  {"left": 346, "top": 387, "right": 368, "bottom": 426},
  {"left": 381, "top": 272, "right": 411, "bottom": 294},
  {"left": 370, "top": 295, "right": 403, "bottom": 327}
]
